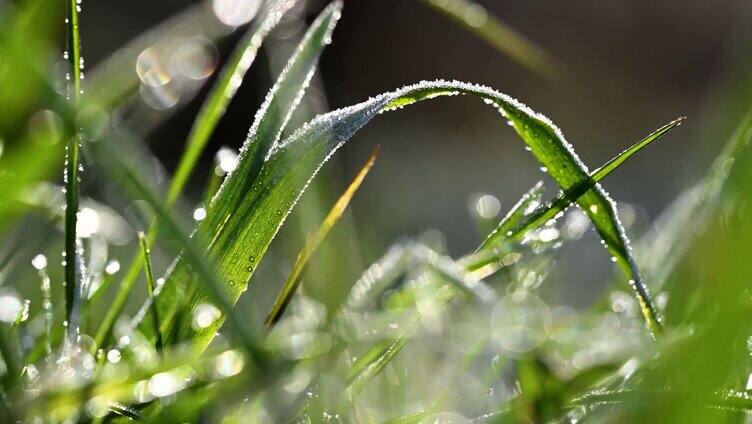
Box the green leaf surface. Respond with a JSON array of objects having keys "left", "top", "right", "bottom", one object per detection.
[{"left": 89, "top": 140, "right": 261, "bottom": 361}]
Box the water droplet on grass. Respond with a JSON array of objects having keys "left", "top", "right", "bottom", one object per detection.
[
  {"left": 212, "top": 0, "right": 261, "bottom": 26},
  {"left": 107, "top": 349, "right": 121, "bottom": 363},
  {"left": 215, "top": 147, "right": 238, "bottom": 175},
  {"left": 105, "top": 259, "right": 120, "bottom": 275},
  {"left": 31, "top": 254, "right": 48, "bottom": 270},
  {"left": 193, "top": 207, "right": 207, "bottom": 221},
  {"left": 192, "top": 303, "right": 221, "bottom": 330},
  {"left": 0, "top": 292, "right": 22, "bottom": 323},
  {"left": 474, "top": 194, "right": 500, "bottom": 219},
  {"left": 213, "top": 350, "right": 244, "bottom": 377}
]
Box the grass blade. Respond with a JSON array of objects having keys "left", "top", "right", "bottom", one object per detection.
[
  {"left": 264, "top": 146, "right": 380, "bottom": 329},
  {"left": 63, "top": 0, "right": 83, "bottom": 341},
  {"left": 167, "top": 0, "right": 297, "bottom": 205},
  {"left": 153, "top": 76, "right": 668, "bottom": 350},
  {"left": 139, "top": 1, "right": 344, "bottom": 352},
  {"left": 420, "top": 0, "right": 558, "bottom": 80},
  {"left": 201, "top": 1, "right": 344, "bottom": 238},
  {"left": 91, "top": 1, "right": 298, "bottom": 350},
  {"left": 138, "top": 232, "right": 163, "bottom": 353},
  {"left": 477, "top": 117, "right": 685, "bottom": 252},
  {"left": 0, "top": 326, "right": 20, "bottom": 390},
  {"left": 89, "top": 141, "right": 261, "bottom": 361},
  {"left": 263, "top": 80, "right": 666, "bottom": 334}
]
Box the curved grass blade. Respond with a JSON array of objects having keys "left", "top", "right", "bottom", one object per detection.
[
  {"left": 138, "top": 232, "right": 163, "bottom": 353},
  {"left": 159, "top": 77, "right": 665, "bottom": 350},
  {"left": 420, "top": 0, "right": 558, "bottom": 80},
  {"left": 477, "top": 117, "right": 685, "bottom": 253},
  {"left": 133, "top": 1, "right": 344, "bottom": 352},
  {"left": 63, "top": 0, "right": 83, "bottom": 341},
  {"left": 257, "top": 80, "right": 664, "bottom": 334},
  {"left": 264, "top": 146, "right": 379, "bottom": 329},
  {"left": 92, "top": 0, "right": 298, "bottom": 351}
]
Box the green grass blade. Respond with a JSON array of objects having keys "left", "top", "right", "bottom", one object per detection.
[
  {"left": 477, "top": 117, "right": 685, "bottom": 252},
  {"left": 155, "top": 78, "right": 666, "bottom": 351},
  {"left": 140, "top": 1, "right": 343, "bottom": 352},
  {"left": 571, "top": 388, "right": 752, "bottom": 413},
  {"left": 264, "top": 146, "right": 379, "bottom": 329},
  {"left": 202, "top": 1, "right": 344, "bottom": 237},
  {"left": 138, "top": 232, "right": 163, "bottom": 353},
  {"left": 63, "top": 0, "right": 83, "bottom": 341},
  {"left": 89, "top": 142, "right": 260, "bottom": 361},
  {"left": 91, "top": 0, "right": 297, "bottom": 351},
  {"left": 258, "top": 79, "right": 664, "bottom": 334},
  {"left": 167, "top": 0, "right": 296, "bottom": 205},
  {"left": 420, "top": 0, "right": 558, "bottom": 80},
  {"left": 0, "top": 326, "right": 20, "bottom": 390},
  {"left": 591, "top": 117, "right": 686, "bottom": 181}
]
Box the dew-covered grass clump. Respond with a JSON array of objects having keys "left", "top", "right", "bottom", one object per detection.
[{"left": 1, "top": 0, "right": 752, "bottom": 422}]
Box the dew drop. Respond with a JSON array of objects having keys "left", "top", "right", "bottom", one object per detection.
[
  {"left": 193, "top": 207, "right": 207, "bottom": 222},
  {"left": 105, "top": 259, "right": 120, "bottom": 275},
  {"left": 31, "top": 254, "right": 48, "bottom": 270},
  {"left": 106, "top": 349, "right": 121, "bottom": 363},
  {"left": 0, "top": 293, "right": 22, "bottom": 323},
  {"left": 213, "top": 349, "right": 244, "bottom": 377},
  {"left": 192, "top": 303, "right": 221, "bottom": 330}
]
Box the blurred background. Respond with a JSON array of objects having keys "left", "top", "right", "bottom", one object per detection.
[{"left": 12, "top": 0, "right": 752, "bottom": 318}]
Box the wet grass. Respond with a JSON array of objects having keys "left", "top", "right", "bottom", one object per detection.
[{"left": 0, "top": 0, "right": 751, "bottom": 422}]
